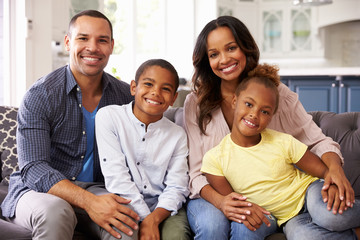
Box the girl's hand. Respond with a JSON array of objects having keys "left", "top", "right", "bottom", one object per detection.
[
  {"left": 321, "top": 184, "right": 347, "bottom": 214},
  {"left": 236, "top": 202, "right": 271, "bottom": 231},
  {"left": 321, "top": 152, "right": 355, "bottom": 208},
  {"left": 219, "top": 192, "right": 270, "bottom": 230},
  {"left": 218, "top": 192, "right": 252, "bottom": 222}
]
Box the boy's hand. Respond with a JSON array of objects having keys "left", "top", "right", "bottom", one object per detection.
[
  {"left": 139, "top": 208, "right": 170, "bottom": 240},
  {"left": 139, "top": 215, "right": 160, "bottom": 240},
  {"left": 321, "top": 184, "right": 347, "bottom": 214}
]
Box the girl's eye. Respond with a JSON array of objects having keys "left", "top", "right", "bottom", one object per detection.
[{"left": 245, "top": 102, "right": 252, "bottom": 107}]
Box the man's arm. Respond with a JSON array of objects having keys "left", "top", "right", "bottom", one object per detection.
[{"left": 48, "top": 179, "right": 139, "bottom": 238}]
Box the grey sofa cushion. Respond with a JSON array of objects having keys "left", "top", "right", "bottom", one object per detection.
[
  {"left": 309, "top": 111, "right": 360, "bottom": 197},
  {"left": 0, "top": 106, "right": 19, "bottom": 185}
]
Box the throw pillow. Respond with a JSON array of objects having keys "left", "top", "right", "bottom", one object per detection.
[{"left": 0, "top": 106, "right": 18, "bottom": 185}]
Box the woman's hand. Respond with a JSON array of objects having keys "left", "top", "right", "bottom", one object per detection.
[
  {"left": 321, "top": 152, "right": 355, "bottom": 208},
  {"left": 218, "top": 192, "right": 271, "bottom": 230}
]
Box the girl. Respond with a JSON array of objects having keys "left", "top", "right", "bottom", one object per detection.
[{"left": 184, "top": 15, "right": 356, "bottom": 239}]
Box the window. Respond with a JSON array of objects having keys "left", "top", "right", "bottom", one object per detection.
[{"left": 103, "top": 0, "right": 194, "bottom": 83}]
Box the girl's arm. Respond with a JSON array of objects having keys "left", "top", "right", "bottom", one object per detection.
[
  {"left": 295, "top": 150, "right": 328, "bottom": 179},
  {"left": 204, "top": 173, "right": 271, "bottom": 230}
]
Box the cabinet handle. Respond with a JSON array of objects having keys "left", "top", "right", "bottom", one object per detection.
[
  {"left": 331, "top": 83, "right": 336, "bottom": 87},
  {"left": 340, "top": 83, "right": 344, "bottom": 88}
]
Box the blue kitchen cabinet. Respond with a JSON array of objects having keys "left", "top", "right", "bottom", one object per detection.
[
  {"left": 280, "top": 75, "right": 360, "bottom": 113},
  {"left": 340, "top": 77, "right": 360, "bottom": 112}
]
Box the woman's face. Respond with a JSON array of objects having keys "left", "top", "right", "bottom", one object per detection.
[{"left": 206, "top": 26, "right": 246, "bottom": 83}]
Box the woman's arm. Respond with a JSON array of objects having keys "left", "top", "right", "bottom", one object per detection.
[
  {"left": 204, "top": 173, "right": 271, "bottom": 230},
  {"left": 269, "top": 84, "right": 354, "bottom": 207}
]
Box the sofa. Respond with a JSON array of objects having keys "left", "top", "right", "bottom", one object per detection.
[{"left": 1, "top": 105, "right": 359, "bottom": 239}]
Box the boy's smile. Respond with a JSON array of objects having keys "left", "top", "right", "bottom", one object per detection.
[{"left": 130, "top": 66, "right": 178, "bottom": 126}]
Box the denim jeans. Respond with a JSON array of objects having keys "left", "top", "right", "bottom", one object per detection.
[
  {"left": 187, "top": 198, "right": 278, "bottom": 240},
  {"left": 283, "top": 180, "right": 360, "bottom": 240}
]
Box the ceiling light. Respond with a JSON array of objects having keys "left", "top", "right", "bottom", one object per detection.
[{"left": 293, "top": 0, "right": 333, "bottom": 6}]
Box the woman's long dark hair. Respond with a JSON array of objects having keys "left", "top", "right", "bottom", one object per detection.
[{"left": 192, "top": 16, "right": 259, "bottom": 134}]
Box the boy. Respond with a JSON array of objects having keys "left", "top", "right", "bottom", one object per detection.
[
  {"left": 95, "top": 59, "right": 190, "bottom": 239},
  {"left": 200, "top": 64, "right": 360, "bottom": 239}
]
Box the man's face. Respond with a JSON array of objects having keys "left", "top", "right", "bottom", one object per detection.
[{"left": 64, "top": 16, "right": 114, "bottom": 80}]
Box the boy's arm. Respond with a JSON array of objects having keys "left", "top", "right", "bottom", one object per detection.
[
  {"left": 139, "top": 208, "right": 171, "bottom": 240},
  {"left": 295, "top": 150, "right": 328, "bottom": 179}
]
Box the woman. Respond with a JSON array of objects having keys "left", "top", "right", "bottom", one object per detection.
[{"left": 184, "top": 15, "right": 356, "bottom": 239}]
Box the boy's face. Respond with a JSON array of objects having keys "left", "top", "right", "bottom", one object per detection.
[
  {"left": 130, "top": 66, "right": 178, "bottom": 125},
  {"left": 231, "top": 81, "right": 276, "bottom": 146}
]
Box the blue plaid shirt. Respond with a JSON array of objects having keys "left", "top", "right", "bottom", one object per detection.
[{"left": 1, "top": 65, "right": 133, "bottom": 217}]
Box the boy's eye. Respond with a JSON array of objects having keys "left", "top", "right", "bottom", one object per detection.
[
  {"left": 245, "top": 102, "right": 252, "bottom": 107},
  {"left": 261, "top": 110, "right": 270, "bottom": 115},
  {"left": 162, "top": 87, "right": 172, "bottom": 92},
  {"left": 144, "top": 82, "right": 153, "bottom": 87}
]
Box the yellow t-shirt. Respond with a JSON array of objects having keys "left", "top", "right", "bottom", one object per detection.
[{"left": 201, "top": 128, "right": 318, "bottom": 226}]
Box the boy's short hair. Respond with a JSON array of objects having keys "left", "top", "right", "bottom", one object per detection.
[
  {"left": 135, "top": 59, "right": 180, "bottom": 92},
  {"left": 236, "top": 63, "right": 280, "bottom": 113}
]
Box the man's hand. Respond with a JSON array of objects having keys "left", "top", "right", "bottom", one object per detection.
[{"left": 85, "top": 194, "right": 139, "bottom": 239}]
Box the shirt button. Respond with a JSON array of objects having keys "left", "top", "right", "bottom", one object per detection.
[
  {"left": 141, "top": 124, "right": 144, "bottom": 127},
  {"left": 81, "top": 155, "right": 84, "bottom": 159},
  {"left": 79, "top": 104, "right": 82, "bottom": 108},
  {"left": 103, "top": 158, "right": 106, "bottom": 162},
  {"left": 83, "top": 131, "right": 86, "bottom": 135},
  {"left": 72, "top": 177, "right": 76, "bottom": 180},
  {"left": 144, "top": 185, "right": 147, "bottom": 189},
  {"left": 137, "top": 162, "right": 140, "bottom": 165},
  {"left": 77, "top": 88, "right": 80, "bottom": 91},
  {"left": 142, "top": 138, "right": 145, "bottom": 141}
]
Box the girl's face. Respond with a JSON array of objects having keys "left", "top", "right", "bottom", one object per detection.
[
  {"left": 206, "top": 26, "right": 246, "bottom": 83},
  {"left": 230, "top": 81, "right": 276, "bottom": 147}
]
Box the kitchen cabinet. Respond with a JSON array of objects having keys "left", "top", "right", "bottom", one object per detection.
[
  {"left": 260, "top": 1, "right": 323, "bottom": 58},
  {"left": 281, "top": 75, "right": 360, "bottom": 113}
]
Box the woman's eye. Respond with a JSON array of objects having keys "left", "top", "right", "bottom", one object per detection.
[{"left": 209, "top": 53, "right": 218, "bottom": 58}]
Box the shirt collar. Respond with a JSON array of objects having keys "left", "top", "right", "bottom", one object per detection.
[
  {"left": 65, "top": 65, "right": 110, "bottom": 94},
  {"left": 126, "top": 101, "right": 165, "bottom": 129}
]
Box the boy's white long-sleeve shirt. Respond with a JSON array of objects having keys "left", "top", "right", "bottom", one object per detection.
[{"left": 95, "top": 102, "right": 189, "bottom": 220}]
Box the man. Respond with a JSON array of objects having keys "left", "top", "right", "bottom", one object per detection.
[{"left": 1, "top": 10, "right": 139, "bottom": 240}]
